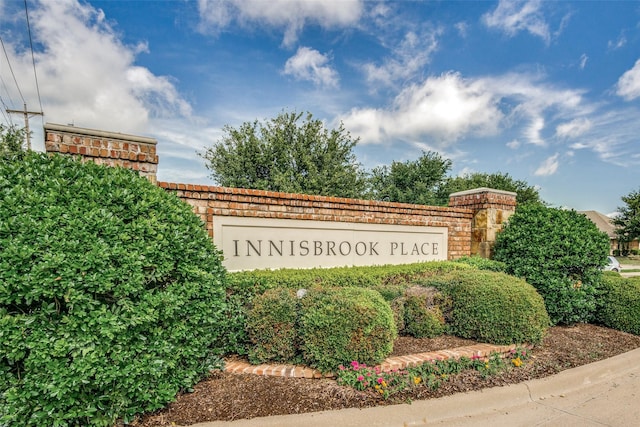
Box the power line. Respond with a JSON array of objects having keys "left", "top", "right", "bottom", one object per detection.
[
  {"left": 24, "top": 0, "right": 44, "bottom": 118},
  {"left": 0, "top": 36, "right": 25, "bottom": 105}
]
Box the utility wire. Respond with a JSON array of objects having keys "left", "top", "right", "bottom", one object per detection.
[
  {"left": 0, "top": 36, "right": 25, "bottom": 105},
  {"left": 24, "top": 0, "right": 44, "bottom": 118}
]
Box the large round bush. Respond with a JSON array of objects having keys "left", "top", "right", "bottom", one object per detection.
[
  {"left": 0, "top": 154, "right": 227, "bottom": 426},
  {"left": 299, "top": 287, "right": 397, "bottom": 372},
  {"left": 494, "top": 204, "right": 610, "bottom": 325},
  {"left": 428, "top": 270, "right": 550, "bottom": 344}
]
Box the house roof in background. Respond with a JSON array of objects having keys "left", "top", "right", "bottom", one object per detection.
[{"left": 580, "top": 211, "right": 616, "bottom": 238}]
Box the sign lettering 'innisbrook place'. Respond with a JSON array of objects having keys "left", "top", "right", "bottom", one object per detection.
[{"left": 213, "top": 216, "right": 448, "bottom": 271}]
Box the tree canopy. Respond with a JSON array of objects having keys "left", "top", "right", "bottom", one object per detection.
[
  {"left": 366, "top": 151, "right": 452, "bottom": 205},
  {"left": 200, "top": 111, "right": 545, "bottom": 207},
  {"left": 612, "top": 187, "right": 640, "bottom": 252},
  {"left": 0, "top": 124, "right": 26, "bottom": 160},
  {"left": 435, "top": 172, "right": 543, "bottom": 206},
  {"left": 199, "top": 111, "right": 367, "bottom": 198}
]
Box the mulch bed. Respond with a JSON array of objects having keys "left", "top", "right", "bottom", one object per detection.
[{"left": 131, "top": 323, "right": 640, "bottom": 426}]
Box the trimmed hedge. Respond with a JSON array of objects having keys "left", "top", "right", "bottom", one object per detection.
[
  {"left": 225, "top": 262, "right": 472, "bottom": 354},
  {"left": 403, "top": 295, "right": 445, "bottom": 338},
  {"left": 299, "top": 287, "right": 397, "bottom": 372},
  {"left": 0, "top": 154, "right": 227, "bottom": 426},
  {"left": 423, "top": 270, "right": 550, "bottom": 344},
  {"left": 596, "top": 275, "right": 640, "bottom": 335},
  {"left": 246, "top": 288, "right": 300, "bottom": 364}
]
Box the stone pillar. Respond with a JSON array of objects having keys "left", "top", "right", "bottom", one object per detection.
[
  {"left": 44, "top": 123, "right": 159, "bottom": 183},
  {"left": 448, "top": 188, "right": 517, "bottom": 259}
]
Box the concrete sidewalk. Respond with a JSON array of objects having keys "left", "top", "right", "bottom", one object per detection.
[{"left": 191, "top": 347, "right": 640, "bottom": 427}]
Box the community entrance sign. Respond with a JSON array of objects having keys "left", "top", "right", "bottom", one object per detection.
[{"left": 213, "top": 216, "right": 448, "bottom": 271}]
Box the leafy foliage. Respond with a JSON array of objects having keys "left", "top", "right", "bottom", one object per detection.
[
  {"left": 612, "top": 187, "right": 640, "bottom": 255},
  {"left": 246, "top": 288, "right": 300, "bottom": 364},
  {"left": 199, "top": 111, "right": 366, "bottom": 198},
  {"left": 424, "top": 270, "right": 550, "bottom": 344},
  {"left": 596, "top": 275, "right": 640, "bottom": 335},
  {"left": 403, "top": 295, "right": 446, "bottom": 338},
  {"left": 435, "top": 172, "right": 543, "bottom": 206},
  {"left": 0, "top": 153, "right": 227, "bottom": 426},
  {"left": 494, "top": 205, "right": 610, "bottom": 325},
  {"left": 0, "top": 124, "right": 26, "bottom": 161},
  {"left": 454, "top": 255, "right": 507, "bottom": 272},
  {"left": 299, "top": 287, "right": 397, "bottom": 373},
  {"left": 367, "top": 151, "right": 452, "bottom": 205}
]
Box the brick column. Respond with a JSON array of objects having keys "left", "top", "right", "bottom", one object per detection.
[
  {"left": 448, "top": 188, "right": 516, "bottom": 259},
  {"left": 44, "top": 123, "right": 159, "bottom": 183}
]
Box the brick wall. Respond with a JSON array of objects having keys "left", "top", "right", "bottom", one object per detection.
[
  {"left": 41, "top": 123, "right": 521, "bottom": 262},
  {"left": 44, "top": 123, "right": 158, "bottom": 183},
  {"left": 158, "top": 182, "right": 474, "bottom": 260}
]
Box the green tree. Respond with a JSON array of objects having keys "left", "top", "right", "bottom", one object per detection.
[
  {"left": 200, "top": 111, "right": 367, "bottom": 198},
  {"left": 435, "top": 172, "right": 543, "bottom": 206},
  {"left": 367, "top": 151, "right": 452, "bottom": 205},
  {"left": 0, "top": 124, "right": 26, "bottom": 160},
  {"left": 612, "top": 188, "right": 640, "bottom": 254},
  {"left": 494, "top": 204, "right": 610, "bottom": 325}
]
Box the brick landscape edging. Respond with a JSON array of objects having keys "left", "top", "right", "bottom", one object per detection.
[{"left": 223, "top": 343, "right": 529, "bottom": 379}]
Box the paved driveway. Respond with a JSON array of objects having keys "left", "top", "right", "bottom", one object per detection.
[{"left": 621, "top": 263, "right": 640, "bottom": 277}]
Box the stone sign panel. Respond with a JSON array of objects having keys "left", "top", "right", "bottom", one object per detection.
[{"left": 213, "top": 216, "right": 448, "bottom": 271}]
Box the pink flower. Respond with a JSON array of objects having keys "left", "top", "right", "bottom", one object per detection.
[
  {"left": 377, "top": 377, "right": 384, "bottom": 384},
  {"left": 338, "top": 365, "right": 345, "bottom": 371},
  {"left": 357, "top": 375, "right": 364, "bottom": 381},
  {"left": 351, "top": 361, "right": 360, "bottom": 370}
]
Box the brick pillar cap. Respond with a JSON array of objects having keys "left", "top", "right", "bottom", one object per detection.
[
  {"left": 449, "top": 187, "right": 517, "bottom": 198},
  {"left": 44, "top": 122, "right": 157, "bottom": 145}
]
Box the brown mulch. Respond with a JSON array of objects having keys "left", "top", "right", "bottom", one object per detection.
[{"left": 131, "top": 324, "right": 640, "bottom": 426}]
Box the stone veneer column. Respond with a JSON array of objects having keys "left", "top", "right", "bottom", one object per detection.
[
  {"left": 44, "top": 123, "right": 159, "bottom": 183},
  {"left": 448, "top": 188, "right": 517, "bottom": 259}
]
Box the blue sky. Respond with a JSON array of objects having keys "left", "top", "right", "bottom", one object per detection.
[{"left": 1, "top": 0, "right": 639, "bottom": 215}]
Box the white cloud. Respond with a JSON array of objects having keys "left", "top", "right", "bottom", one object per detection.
[
  {"left": 556, "top": 118, "right": 592, "bottom": 139},
  {"left": 579, "top": 54, "right": 588, "bottom": 70},
  {"left": 0, "top": 0, "right": 192, "bottom": 134},
  {"left": 506, "top": 139, "right": 521, "bottom": 149},
  {"left": 342, "top": 72, "right": 502, "bottom": 145},
  {"left": 283, "top": 47, "right": 339, "bottom": 88},
  {"left": 197, "top": 0, "right": 364, "bottom": 47},
  {"left": 616, "top": 59, "right": 640, "bottom": 100},
  {"left": 608, "top": 34, "right": 627, "bottom": 51},
  {"left": 525, "top": 116, "right": 546, "bottom": 146},
  {"left": 482, "top": 0, "right": 550, "bottom": 43},
  {"left": 362, "top": 29, "right": 440, "bottom": 88},
  {"left": 342, "top": 70, "right": 590, "bottom": 150},
  {"left": 534, "top": 153, "right": 560, "bottom": 176},
  {"left": 455, "top": 22, "right": 468, "bottom": 38},
  {"left": 568, "top": 108, "right": 640, "bottom": 167}
]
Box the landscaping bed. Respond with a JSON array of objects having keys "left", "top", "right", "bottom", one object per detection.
[{"left": 131, "top": 323, "right": 640, "bottom": 426}]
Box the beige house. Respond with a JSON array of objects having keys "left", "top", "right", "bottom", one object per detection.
[{"left": 580, "top": 210, "right": 639, "bottom": 255}]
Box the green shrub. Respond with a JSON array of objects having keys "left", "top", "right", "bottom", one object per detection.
[
  {"left": 403, "top": 295, "right": 445, "bottom": 338},
  {"left": 225, "top": 262, "right": 472, "bottom": 354},
  {"left": 0, "top": 153, "right": 227, "bottom": 426},
  {"left": 299, "top": 287, "right": 397, "bottom": 372},
  {"left": 454, "top": 256, "right": 506, "bottom": 272},
  {"left": 425, "top": 270, "right": 550, "bottom": 344},
  {"left": 494, "top": 205, "right": 610, "bottom": 325},
  {"left": 596, "top": 275, "right": 640, "bottom": 335},
  {"left": 390, "top": 297, "right": 406, "bottom": 333},
  {"left": 246, "top": 288, "right": 300, "bottom": 364}
]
